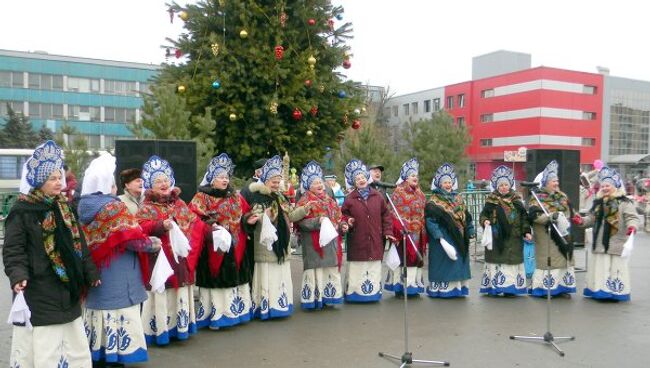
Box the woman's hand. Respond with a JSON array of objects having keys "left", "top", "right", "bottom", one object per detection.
[
  {"left": 163, "top": 219, "right": 173, "bottom": 231},
  {"left": 149, "top": 236, "right": 162, "bottom": 251},
  {"left": 347, "top": 217, "right": 355, "bottom": 227},
  {"left": 91, "top": 280, "right": 102, "bottom": 287},
  {"left": 524, "top": 233, "right": 532, "bottom": 241},
  {"left": 247, "top": 214, "right": 260, "bottom": 225},
  {"left": 484, "top": 220, "right": 490, "bottom": 227},
  {"left": 571, "top": 214, "right": 583, "bottom": 226},
  {"left": 13, "top": 280, "right": 27, "bottom": 293},
  {"left": 340, "top": 223, "right": 349, "bottom": 233},
  {"left": 386, "top": 235, "right": 397, "bottom": 243}
]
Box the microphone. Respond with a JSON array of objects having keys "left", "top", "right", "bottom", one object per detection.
[
  {"left": 371, "top": 181, "right": 396, "bottom": 189},
  {"left": 520, "top": 181, "right": 540, "bottom": 188}
]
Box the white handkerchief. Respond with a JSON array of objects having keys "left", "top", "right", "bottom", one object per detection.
[
  {"left": 169, "top": 221, "right": 191, "bottom": 263},
  {"left": 385, "top": 244, "right": 401, "bottom": 271},
  {"left": 481, "top": 224, "right": 493, "bottom": 250},
  {"left": 621, "top": 232, "right": 634, "bottom": 258},
  {"left": 260, "top": 213, "right": 278, "bottom": 251},
  {"left": 7, "top": 291, "right": 32, "bottom": 330},
  {"left": 319, "top": 218, "right": 339, "bottom": 247},
  {"left": 150, "top": 251, "right": 174, "bottom": 293},
  {"left": 440, "top": 238, "right": 458, "bottom": 261},
  {"left": 212, "top": 226, "right": 233, "bottom": 253}
]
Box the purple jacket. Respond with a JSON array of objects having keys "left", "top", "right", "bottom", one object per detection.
[{"left": 341, "top": 188, "right": 393, "bottom": 262}]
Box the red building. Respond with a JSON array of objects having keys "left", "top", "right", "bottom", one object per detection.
[{"left": 444, "top": 66, "right": 603, "bottom": 181}]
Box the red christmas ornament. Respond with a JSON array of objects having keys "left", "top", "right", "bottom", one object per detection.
[
  {"left": 292, "top": 108, "right": 303, "bottom": 121},
  {"left": 342, "top": 60, "right": 352, "bottom": 69},
  {"left": 274, "top": 45, "right": 284, "bottom": 60},
  {"left": 304, "top": 79, "right": 312, "bottom": 87},
  {"left": 308, "top": 18, "right": 316, "bottom": 26},
  {"left": 175, "top": 49, "right": 182, "bottom": 58},
  {"left": 310, "top": 106, "right": 318, "bottom": 117},
  {"left": 352, "top": 119, "right": 361, "bottom": 130}
]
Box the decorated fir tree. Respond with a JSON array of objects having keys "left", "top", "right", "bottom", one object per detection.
[{"left": 156, "top": 0, "right": 363, "bottom": 175}]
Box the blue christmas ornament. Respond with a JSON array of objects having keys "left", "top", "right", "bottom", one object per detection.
[
  {"left": 212, "top": 81, "right": 221, "bottom": 89},
  {"left": 336, "top": 14, "right": 343, "bottom": 20},
  {"left": 338, "top": 90, "right": 347, "bottom": 98}
]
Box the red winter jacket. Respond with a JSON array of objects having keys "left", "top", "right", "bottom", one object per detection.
[{"left": 341, "top": 188, "right": 393, "bottom": 262}]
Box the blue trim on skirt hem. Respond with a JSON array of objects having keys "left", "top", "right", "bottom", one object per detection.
[
  {"left": 583, "top": 288, "right": 630, "bottom": 301},
  {"left": 426, "top": 286, "right": 469, "bottom": 298}
]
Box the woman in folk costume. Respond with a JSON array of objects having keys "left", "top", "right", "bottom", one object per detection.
[
  {"left": 189, "top": 153, "right": 253, "bottom": 329},
  {"left": 137, "top": 155, "right": 205, "bottom": 345},
  {"left": 3, "top": 140, "right": 100, "bottom": 367},
  {"left": 243, "top": 155, "right": 310, "bottom": 319},
  {"left": 479, "top": 165, "right": 531, "bottom": 296},
  {"left": 573, "top": 167, "right": 640, "bottom": 301},
  {"left": 528, "top": 160, "right": 577, "bottom": 297},
  {"left": 425, "top": 163, "right": 474, "bottom": 298},
  {"left": 384, "top": 158, "right": 427, "bottom": 297},
  {"left": 296, "top": 161, "right": 348, "bottom": 309},
  {"left": 78, "top": 153, "right": 160, "bottom": 365},
  {"left": 341, "top": 159, "right": 395, "bottom": 302}
]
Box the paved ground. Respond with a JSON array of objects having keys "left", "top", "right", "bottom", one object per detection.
[{"left": 1, "top": 233, "right": 649, "bottom": 367}]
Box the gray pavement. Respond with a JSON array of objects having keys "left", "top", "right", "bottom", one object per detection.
[{"left": 1, "top": 233, "right": 650, "bottom": 367}]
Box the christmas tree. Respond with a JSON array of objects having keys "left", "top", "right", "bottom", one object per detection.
[{"left": 156, "top": 0, "right": 363, "bottom": 176}]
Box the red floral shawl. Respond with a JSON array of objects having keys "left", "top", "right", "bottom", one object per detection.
[
  {"left": 81, "top": 199, "right": 148, "bottom": 269},
  {"left": 296, "top": 190, "right": 343, "bottom": 268},
  {"left": 189, "top": 191, "right": 250, "bottom": 276},
  {"left": 391, "top": 182, "right": 428, "bottom": 263}
]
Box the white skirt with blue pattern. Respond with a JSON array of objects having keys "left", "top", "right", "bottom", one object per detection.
[
  {"left": 84, "top": 304, "right": 148, "bottom": 364},
  {"left": 384, "top": 267, "right": 425, "bottom": 295},
  {"left": 345, "top": 261, "right": 383, "bottom": 302},
  {"left": 301, "top": 266, "right": 343, "bottom": 309},
  {"left": 251, "top": 261, "right": 294, "bottom": 319},
  {"left": 479, "top": 263, "right": 527, "bottom": 296},
  {"left": 10, "top": 316, "right": 91, "bottom": 368},
  {"left": 529, "top": 267, "right": 577, "bottom": 297},
  {"left": 141, "top": 286, "right": 197, "bottom": 345},
  {"left": 195, "top": 284, "right": 252, "bottom": 329},
  {"left": 584, "top": 252, "right": 631, "bottom": 301}
]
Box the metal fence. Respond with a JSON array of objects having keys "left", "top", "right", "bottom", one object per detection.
[{"left": 0, "top": 192, "right": 20, "bottom": 242}]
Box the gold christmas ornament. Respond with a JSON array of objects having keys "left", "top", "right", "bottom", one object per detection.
[
  {"left": 229, "top": 113, "right": 237, "bottom": 121},
  {"left": 306, "top": 130, "right": 313, "bottom": 136},
  {"left": 344, "top": 50, "right": 352, "bottom": 57},
  {"left": 307, "top": 55, "right": 317, "bottom": 65},
  {"left": 269, "top": 101, "right": 279, "bottom": 115},
  {"left": 239, "top": 29, "right": 248, "bottom": 39},
  {"left": 318, "top": 84, "right": 325, "bottom": 93},
  {"left": 361, "top": 106, "right": 367, "bottom": 113},
  {"left": 210, "top": 43, "right": 219, "bottom": 56},
  {"left": 179, "top": 11, "right": 189, "bottom": 21},
  {"left": 177, "top": 85, "right": 186, "bottom": 93}
]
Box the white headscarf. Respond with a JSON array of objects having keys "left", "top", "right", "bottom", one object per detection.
[{"left": 81, "top": 152, "right": 116, "bottom": 195}]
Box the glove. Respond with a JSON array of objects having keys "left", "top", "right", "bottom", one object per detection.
[
  {"left": 627, "top": 227, "right": 636, "bottom": 236},
  {"left": 571, "top": 214, "right": 583, "bottom": 226}
]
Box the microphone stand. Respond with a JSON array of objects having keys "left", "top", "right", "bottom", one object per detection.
[
  {"left": 510, "top": 187, "right": 575, "bottom": 356},
  {"left": 379, "top": 191, "right": 449, "bottom": 367}
]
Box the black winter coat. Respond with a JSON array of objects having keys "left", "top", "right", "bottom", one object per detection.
[{"left": 2, "top": 200, "right": 100, "bottom": 326}]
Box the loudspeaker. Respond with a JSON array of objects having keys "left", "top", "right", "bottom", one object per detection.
[
  {"left": 115, "top": 139, "right": 197, "bottom": 203},
  {"left": 525, "top": 149, "right": 583, "bottom": 245}
]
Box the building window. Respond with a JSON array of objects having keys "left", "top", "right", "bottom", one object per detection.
[
  {"left": 27, "top": 73, "right": 65, "bottom": 91},
  {"left": 68, "top": 77, "right": 100, "bottom": 93},
  {"left": 69, "top": 105, "right": 100, "bottom": 121},
  {"left": 139, "top": 82, "right": 150, "bottom": 95},
  {"left": 411, "top": 102, "right": 418, "bottom": 115},
  {"left": 0, "top": 71, "right": 10, "bottom": 87},
  {"left": 11, "top": 72, "right": 23, "bottom": 88},
  {"left": 29, "top": 103, "right": 64, "bottom": 119},
  {"left": 432, "top": 98, "right": 441, "bottom": 111},
  {"left": 103, "top": 135, "right": 116, "bottom": 149},
  {"left": 480, "top": 113, "right": 494, "bottom": 123},
  {"left": 403, "top": 103, "right": 410, "bottom": 116},
  {"left": 481, "top": 89, "right": 495, "bottom": 98},
  {"left": 105, "top": 80, "right": 138, "bottom": 96},
  {"left": 105, "top": 107, "right": 136, "bottom": 123},
  {"left": 0, "top": 100, "right": 24, "bottom": 115},
  {"left": 85, "top": 135, "right": 101, "bottom": 149},
  {"left": 583, "top": 85, "right": 597, "bottom": 94},
  {"left": 457, "top": 117, "right": 465, "bottom": 126},
  {"left": 446, "top": 96, "right": 454, "bottom": 109},
  {"left": 384, "top": 107, "right": 391, "bottom": 117},
  {"left": 457, "top": 94, "right": 465, "bottom": 108},
  {"left": 392, "top": 106, "right": 398, "bottom": 117},
  {"left": 423, "top": 100, "right": 431, "bottom": 113},
  {"left": 582, "top": 138, "right": 596, "bottom": 146},
  {"left": 480, "top": 138, "right": 493, "bottom": 147},
  {"left": 583, "top": 111, "right": 597, "bottom": 120}
]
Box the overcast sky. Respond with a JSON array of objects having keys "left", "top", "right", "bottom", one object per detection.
[{"left": 2, "top": 0, "right": 649, "bottom": 95}]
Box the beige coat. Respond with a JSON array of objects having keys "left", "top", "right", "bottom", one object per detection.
[
  {"left": 582, "top": 196, "right": 640, "bottom": 256},
  {"left": 531, "top": 206, "right": 574, "bottom": 270},
  {"left": 118, "top": 191, "right": 142, "bottom": 215},
  {"left": 244, "top": 182, "right": 309, "bottom": 263}
]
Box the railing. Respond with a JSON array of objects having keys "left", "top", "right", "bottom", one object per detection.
[{"left": 0, "top": 192, "right": 20, "bottom": 242}]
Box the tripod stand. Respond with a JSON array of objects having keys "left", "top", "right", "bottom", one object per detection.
[
  {"left": 510, "top": 187, "right": 575, "bottom": 356},
  {"left": 379, "top": 193, "right": 449, "bottom": 367}
]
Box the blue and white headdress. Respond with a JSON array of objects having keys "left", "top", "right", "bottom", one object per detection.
[
  {"left": 490, "top": 165, "right": 515, "bottom": 191},
  {"left": 431, "top": 163, "right": 457, "bottom": 190},
  {"left": 25, "top": 140, "right": 64, "bottom": 189},
  {"left": 399, "top": 157, "right": 419, "bottom": 183},
  {"left": 344, "top": 159, "right": 369, "bottom": 188},
  {"left": 142, "top": 155, "right": 175, "bottom": 190},
  {"left": 201, "top": 153, "right": 235, "bottom": 186},
  {"left": 598, "top": 166, "right": 622, "bottom": 188},
  {"left": 540, "top": 160, "right": 559, "bottom": 187},
  {"left": 300, "top": 161, "right": 324, "bottom": 191},
  {"left": 260, "top": 155, "right": 283, "bottom": 183}
]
